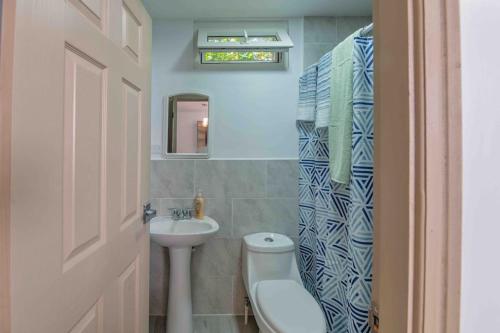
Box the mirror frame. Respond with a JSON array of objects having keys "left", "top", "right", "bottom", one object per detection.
[{"left": 162, "top": 92, "right": 211, "bottom": 159}]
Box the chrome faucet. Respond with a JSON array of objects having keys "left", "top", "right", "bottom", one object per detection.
[{"left": 169, "top": 208, "right": 195, "bottom": 221}]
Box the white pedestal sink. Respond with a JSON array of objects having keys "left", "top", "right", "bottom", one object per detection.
[{"left": 150, "top": 216, "right": 219, "bottom": 333}]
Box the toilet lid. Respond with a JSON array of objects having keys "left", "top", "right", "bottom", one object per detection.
[{"left": 256, "top": 280, "right": 326, "bottom": 333}]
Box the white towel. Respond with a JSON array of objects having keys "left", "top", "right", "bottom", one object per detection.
[
  {"left": 315, "top": 51, "right": 333, "bottom": 128},
  {"left": 297, "top": 64, "right": 318, "bottom": 122}
]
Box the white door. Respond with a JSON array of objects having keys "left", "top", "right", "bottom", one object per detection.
[{"left": 9, "top": 0, "right": 152, "bottom": 331}]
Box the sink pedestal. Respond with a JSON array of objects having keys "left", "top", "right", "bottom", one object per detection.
[
  {"left": 149, "top": 216, "right": 219, "bottom": 333},
  {"left": 167, "top": 247, "right": 192, "bottom": 333}
]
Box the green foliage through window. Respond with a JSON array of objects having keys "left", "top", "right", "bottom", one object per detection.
[{"left": 202, "top": 51, "right": 279, "bottom": 64}]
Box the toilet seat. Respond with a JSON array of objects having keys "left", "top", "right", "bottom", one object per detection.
[{"left": 256, "top": 280, "right": 326, "bottom": 333}]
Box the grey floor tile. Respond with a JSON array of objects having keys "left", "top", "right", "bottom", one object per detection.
[
  {"left": 149, "top": 315, "right": 259, "bottom": 333},
  {"left": 193, "top": 315, "right": 259, "bottom": 333}
]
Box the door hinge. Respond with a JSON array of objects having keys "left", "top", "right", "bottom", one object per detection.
[{"left": 369, "top": 303, "right": 380, "bottom": 333}]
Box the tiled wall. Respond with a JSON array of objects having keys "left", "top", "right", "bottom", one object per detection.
[
  {"left": 149, "top": 159, "right": 298, "bottom": 316},
  {"left": 303, "top": 16, "right": 372, "bottom": 68}
]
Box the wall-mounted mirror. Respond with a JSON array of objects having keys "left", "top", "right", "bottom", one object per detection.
[{"left": 163, "top": 93, "right": 210, "bottom": 158}]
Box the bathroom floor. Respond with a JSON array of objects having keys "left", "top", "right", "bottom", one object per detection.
[{"left": 149, "top": 315, "right": 259, "bottom": 333}]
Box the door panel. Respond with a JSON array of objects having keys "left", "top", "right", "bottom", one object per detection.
[
  {"left": 63, "top": 45, "right": 107, "bottom": 271},
  {"left": 10, "top": 0, "right": 151, "bottom": 331},
  {"left": 118, "top": 257, "right": 140, "bottom": 333},
  {"left": 69, "top": 299, "right": 104, "bottom": 333},
  {"left": 121, "top": 79, "right": 142, "bottom": 231},
  {"left": 68, "top": 0, "right": 107, "bottom": 30},
  {"left": 122, "top": 3, "right": 142, "bottom": 62}
]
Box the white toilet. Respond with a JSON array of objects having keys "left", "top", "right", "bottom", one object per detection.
[{"left": 242, "top": 232, "right": 326, "bottom": 333}]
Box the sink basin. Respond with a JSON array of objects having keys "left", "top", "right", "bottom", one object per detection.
[
  {"left": 149, "top": 215, "right": 219, "bottom": 333},
  {"left": 150, "top": 216, "right": 219, "bottom": 248}
]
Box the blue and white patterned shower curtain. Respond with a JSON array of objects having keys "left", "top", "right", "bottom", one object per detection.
[{"left": 298, "top": 37, "right": 374, "bottom": 333}]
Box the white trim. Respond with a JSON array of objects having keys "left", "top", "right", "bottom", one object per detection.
[
  {"left": 164, "top": 153, "right": 208, "bottom": 160},
  {"left": 197, "top": 28, "right": 294, "bottom": 51}
]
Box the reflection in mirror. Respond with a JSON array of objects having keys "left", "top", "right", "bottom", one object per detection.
[{"left": 166, "top": 94, "right": 209, "bottom": 157}]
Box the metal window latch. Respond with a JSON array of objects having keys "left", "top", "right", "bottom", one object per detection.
[
  {"left": 243, "top": 29, "right": 249, "bottom": 44},
  {"left": 143, "top": 202, "right": 157, "bottom": 224}
]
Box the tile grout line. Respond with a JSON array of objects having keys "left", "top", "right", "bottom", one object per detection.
[
  {"left": 231, "top": 197, "right": 296, "bottom": 200},
  {"left": 193, "top": 159, "right": 198, "bottom": 197},
  {"left": 231, "top": 197, "right": 234, "bottom": 237},
  {"left": 264, "top": 160, "right": 268, "bottom": 199},
  {"left": 153, "top": 197, "right": 218, "bottom": 200},
  {"left": 230, "top": 275, "right": 235, "bottom": 316}
]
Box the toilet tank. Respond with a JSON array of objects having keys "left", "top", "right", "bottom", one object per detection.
[{"left": 242, "top": 233, "right": 302, "bottom": 291}]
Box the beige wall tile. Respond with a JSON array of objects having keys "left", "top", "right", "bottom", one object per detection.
[
  {"left": 191, "top": 238, "right": 241, "bottom": 277},
  {"left": 232, "top": 198, "right": 298, "bottom": 238},
  {"left": 192, "top": 275, "right": 233, "bottom": 314},
  {"left": 194, "top": 160, "right": 266, "bottom": 198},
  {"left": 150, "top": 159, "right": 298, "bottom": 315},
  {"left": 266, "top": 160, "right": 299, "bottom": 198},
  {"left": 151, "top": 160, "right": 195, "bottom": 197}
]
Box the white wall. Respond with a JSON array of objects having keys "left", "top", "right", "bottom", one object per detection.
[
  {"left": 460, "top": 0, "right": 500, "bottom": 331},
  {"left": 151, "top": 19, "right": 304, "bottom": 159}
]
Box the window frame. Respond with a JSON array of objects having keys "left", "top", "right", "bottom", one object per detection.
[
  {"left": 197, "top": 28, "right": 293, "bottom": 51},
  {"left": 195, "top": 27, "right": 293, "bottom": 69}
]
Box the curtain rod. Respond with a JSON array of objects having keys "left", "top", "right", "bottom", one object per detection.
[{"left": 360, "top": 23, "right": 373, "bottom": 36}]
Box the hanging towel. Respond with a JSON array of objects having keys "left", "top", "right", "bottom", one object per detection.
[
  {"left": 297, "top": 36, "right": 375, "bottom": 333},
  {"left": 328, "top": 29, "right": 361, "bottom": 184},
  {"left": 346, "top": 35, "right": 375, "bottom": 333},
  {"left": 315, "top": 51, "right": 333, "bottom": 128},
  {"left": 297, "top": 64, "right": 318, "bottom": 122}
]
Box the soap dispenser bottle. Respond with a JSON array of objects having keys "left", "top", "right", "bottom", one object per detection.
[{"left": 194, "top": 190, "right": 205, "bottom": 219}]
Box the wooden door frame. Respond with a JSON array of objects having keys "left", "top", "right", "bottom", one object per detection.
[
  {"left": 373, "top": 0, "right": 462, "bottom": 332},
  {"left": 413, "top": 1, "right": 462, "bottom": 332},
  {"left": 0, "top": 0, "right": 15, "bottom": 332}
]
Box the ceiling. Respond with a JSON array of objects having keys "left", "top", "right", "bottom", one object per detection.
[{"left": 143, "top": 0, "right": 372, "bottom": 19}]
